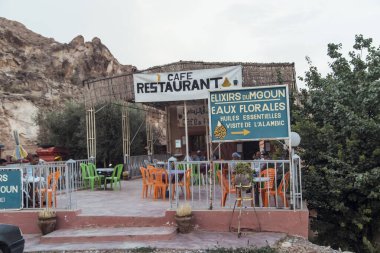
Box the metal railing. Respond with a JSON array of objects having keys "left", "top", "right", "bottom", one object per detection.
[
  {"left": 1, "top": 159, "right": 89, "bottom": 210},
  {"left": 165, "top": 158, "right": 303, "bottom": 210},
  {"left": 1, "top": 156, "right": 303, "bottom": 211},
  {"left": 127, "top": 154, "right": 170, "bottom": 178}
]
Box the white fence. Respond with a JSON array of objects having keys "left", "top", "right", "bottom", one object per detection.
[
  {"left": 1, "top": 159, "right": 89, "bottom": 210},
  {"left": 1, "top": 155, "right": 303, "bottom": 211},
  {"left": 161, "top": 157, "right": 303, "bottom": 210},
  {"left": 127, "top": 154, "right": 170, "bottom": 178}
]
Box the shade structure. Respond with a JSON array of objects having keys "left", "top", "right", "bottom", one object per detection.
[{"left": 13, "top": 130, "right": 28, "bottom": 160}]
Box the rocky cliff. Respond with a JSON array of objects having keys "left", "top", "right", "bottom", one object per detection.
[{"left": 0, "top": 17, "right": 134, "bottom": 156}]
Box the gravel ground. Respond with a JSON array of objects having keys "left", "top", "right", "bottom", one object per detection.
[
  {"left": 125, "top": 236, "right": 355, "bottom": 253},
  {"left": 274, "top": 236, "right": 353, "bottom": 253},
  {"left": 55, "top": 237, "right": 353, "bottom": 253}
]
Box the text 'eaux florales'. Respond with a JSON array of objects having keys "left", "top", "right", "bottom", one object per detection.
[{"left": 211, "top": 102, "right": 286, "bottom": 114}]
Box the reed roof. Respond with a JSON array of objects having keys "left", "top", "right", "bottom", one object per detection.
[{"left": 83, "top": 60, "right": 297, "bottom": 109}]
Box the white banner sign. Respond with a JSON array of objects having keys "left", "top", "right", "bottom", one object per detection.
[
  {"left": 177, "top": 105, "right": 208, "bottom": 127},
  {"left": 133, "top": 66, "right": 242, "bottom": 102}
]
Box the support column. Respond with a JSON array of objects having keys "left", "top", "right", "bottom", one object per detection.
[
  {"left": 146, "top": 108, "right": 154, "bottom": 161},
  {"left": 166, "top": 106, "right": 172, "bottom": 155},
  {"left": 204, "top": 99, "right": 210, "bottom": 161},
  {"left": 86, "top": 107, "right": 96, "bottom": 160},
  {"left": 184, "top": 101, "right": 189, "bottom": 162},
  {"left": 122, "top": 102, "right": 130, "bottom": 164}
]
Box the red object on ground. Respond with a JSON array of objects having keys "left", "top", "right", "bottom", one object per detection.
[{"left": 36, "top": 147, "right": 68, "bottom": 162}]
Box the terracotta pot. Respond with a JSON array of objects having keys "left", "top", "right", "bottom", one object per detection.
[
  {"left": 175, "top": 215, "right": 193, "bottom": 233},
  {"left": 38, "top": 217, "right": 57, "bottom": 235},
  {"left": 122, "top": 171, "right": 129, "bottom": 180}
]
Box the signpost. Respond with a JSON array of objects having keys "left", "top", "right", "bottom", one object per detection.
[
  {"left": 209, "top": 85, "right": 290, "bottom": 142},
  {"left": 0, "top": 169, "right": 23, "bottom": 209}
]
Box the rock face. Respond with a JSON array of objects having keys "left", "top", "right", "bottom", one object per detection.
[{"left": 0, "top": 17, "right": 134, "bottom": 156}]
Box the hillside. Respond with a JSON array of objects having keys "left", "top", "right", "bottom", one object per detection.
[{"left": 0, "top": 17, "right": 134, "bottom": 156}]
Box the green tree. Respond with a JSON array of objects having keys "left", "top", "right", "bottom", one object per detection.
[
  {"left": 295, "top": 35, "right": 380, "bottom": 252},
  {"left": 35, "top": 102, "right": 87, "bottom": 159},
  {"left": 36, "top": 102, "right": 149, "bottom": 163},
  {"left": 95, "top": 103, "right": 147, "bottom": 165}
]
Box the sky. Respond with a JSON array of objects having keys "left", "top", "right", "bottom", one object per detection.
[{"left": 1, "top": 0, "right": 380, "bottom": 89}]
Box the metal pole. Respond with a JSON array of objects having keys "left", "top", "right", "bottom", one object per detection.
[
  {"left": 184, "top": 101, "right": 189, "bottom": 163},
  {"left": 86, "top": 108, "right": 96, "bottom": 160},
  {"left": 122, "top": 103, "right": 130, "bottom": 164},
  {"left": 290, "top": 147, "right": 296, "bottom": 210},
  {"left": 209, "top": 134, "right": 214, "bottom": 210},
  {"left": 204, "top": 99, "right": 210, "bottom": 161},
  {"left": 166, "top": 106, "right": 172, "bottom": 155}
]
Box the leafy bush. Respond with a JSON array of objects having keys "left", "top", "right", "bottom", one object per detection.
[
  {"left": 295, "top": 35, "right": 380, "bottom": 252},
  {"left": 37, "top": 209, "right": 56, "bottom": 219},
  {"left": 176, "top": 203, "right": 192, "bottom": 217},
  {"left": 234, "top": 162, "right": 253, "bottom": 186},
  {"left": 35, "top": 102, "right": 150, "bottom": 163}
]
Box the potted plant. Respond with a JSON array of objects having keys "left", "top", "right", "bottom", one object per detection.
[
  {"left": 122, "top": 170, "right": 129, "bottom": 180},
  {"left": 37, "top": 209, "right": 57, "bottom": 235},
  {"left": 174, "top": 203, "right": 193, "bottom": 233},
  {"left": 234, "top": 162, "right": 253, "bottom": 186}
]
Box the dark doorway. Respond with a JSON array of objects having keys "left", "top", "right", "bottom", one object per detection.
[
  {"left": 189, "top": 135, "right": 206, "bottom": 152},
  {"left": 243, "top": 141, "right": 259, "bottom": 160}
]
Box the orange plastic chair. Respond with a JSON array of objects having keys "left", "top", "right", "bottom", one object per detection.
[
  {"left": 147, "top": 167, "right": 158, "bottom": 194},
  {"left": 217, "top": 171, "right": 237, "bottom": 207},
  {"left": 40, "top": 171, "right": 61, "bottom": 208},
  {"left": 259, "top": 168, "right": 276, "bottom": 207},
  {"left": 171, "top": 169, "right": 192, "bottom": 200},
  {"left": 153, "top": 170, "right": 168, "bottom": 200},
  {"left": 266, "top": 171, "right": 290, "bottom": 207},
  {"left": 139, "top": 167, "right": 150, "bottom": 198},
  {"left": 140, "top": 167, "right": 148, "bottom": 198},
  {"left": 147, "top": 165, "right": 155, "bottom": 170}
]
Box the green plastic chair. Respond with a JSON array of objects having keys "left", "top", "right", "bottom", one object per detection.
[
  {"left": 86, "top": 163, "right": 101, "bottom": 190},
  {"left": 88, "top": 162, "right": 104, "bottom": 186},
  {"left": 104, "top": 164, "right": 124, "bottom": 190},
  {"left": 80, "top": 163, "right": 91, "bottom": 189},
  {"left": 177, "top": 164, "right": 185, "bottom": 170},
  {"left": 191, "top": 164, "right": 202, "bottom": 185}
]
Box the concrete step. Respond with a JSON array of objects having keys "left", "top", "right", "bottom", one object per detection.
[
  {"left": 40, "top": 226, "right": 177, "bottom": 244},
  {"left": 65, "top": 215, "right": 172, "bottom": 229}
]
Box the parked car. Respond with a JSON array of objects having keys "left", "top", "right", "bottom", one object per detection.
[{"left": 0, "top": 224, "right": 25, "bottom": 253}]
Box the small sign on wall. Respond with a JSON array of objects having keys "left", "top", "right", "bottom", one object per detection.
[
  {"left": 177, "top": 105, "right": 208, "bottom": 127},
  {"left": 175, "top": 139, "right": 181, "bottom": 148}
]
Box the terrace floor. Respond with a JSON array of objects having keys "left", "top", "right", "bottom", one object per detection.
[
  {"left": 62, "top": 178, "right": 285, "bottom": 215},
  {"left": 24, "top": 179, "right": 294, "bottom": 252}
]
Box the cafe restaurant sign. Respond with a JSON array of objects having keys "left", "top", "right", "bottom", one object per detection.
[
  {"left": 0, "top": 168, "right": 22, "bottom": 209},
  {"left": 133, "top": 66, "right": 242, "bottom": 102},
  {"left": 209, "top": 85, "right": 290, "bottom": 142}
]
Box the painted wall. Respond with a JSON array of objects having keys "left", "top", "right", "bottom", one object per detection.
[{"left": 0, "top": 209, "right": 308, "bottom": 238}]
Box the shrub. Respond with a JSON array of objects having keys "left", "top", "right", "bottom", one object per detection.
[{"left": 176, "top": 203, "right": 192, "bottom": 217}]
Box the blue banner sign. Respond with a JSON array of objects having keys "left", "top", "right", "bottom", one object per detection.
[
  {"left": 209, "top": 85, "right": 290, "bottom": 142},
  {"left": 0, "top": 169, "right": 22, "bottom": 209}
]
